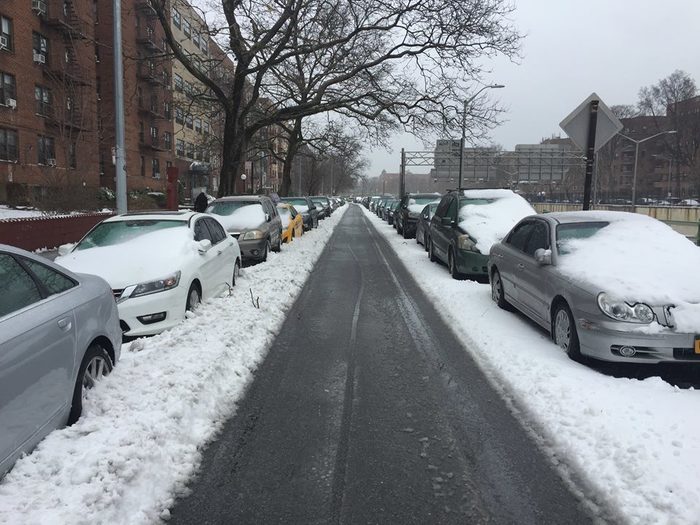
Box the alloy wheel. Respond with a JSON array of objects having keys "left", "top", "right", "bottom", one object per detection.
[
  {"left": 554, "top": 309, "right": 571, "bottom": 351},
  {"left": 82, "top": 355, "right": 109, "bottom": 390}
]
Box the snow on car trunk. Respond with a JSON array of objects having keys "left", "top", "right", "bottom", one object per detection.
[
  {"left": 0, "top": 206, "right": 348, "bottom": 524},
  {"left": 458, "top": 190, "right": 535, "bottom": 253},
  {"left": 363, "top": 206, "right": 700, "bottom": 524},
  {"left": 557, "top": 211, "right": 700, "bottom": 333}
]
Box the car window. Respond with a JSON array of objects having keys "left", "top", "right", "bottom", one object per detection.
[
  {"left": 203, "top": 218, "right": 227, "bottom": 244},
  {"left": 446, "top": 197, "right": 458, "bottom": 221},
  {"left": 524, "top": 221, "right": 549, "bottom": 256},
  {"left": 505, "top": 222, "right": 534, "bottom": 252},
  {"left": 22, "top": 257, "right": 76, "bottom": 295},
  {"left": 194, "top": 218, "right": 213, "bottom": 242},
  {"left": 0, "top": 254, "right": 43, "bottom": 317},
  {"left": 434, "top": 197, "right": 450, "bottom": 218}
]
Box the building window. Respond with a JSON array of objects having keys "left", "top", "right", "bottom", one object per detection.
[
  {"left": 0, "top": 128, "right": 18, "bottom": 161},
  {"left": 150, "top": 125, "right": 158, "bottom": 142},
  {"left": 182, "top": 19, "right": 190, "bottom": 38},
  {"left": 0, "top": 16, "right": 13, "bottom": 51},
  {"left": 201, "top": 37, "right": 208, "bottom": 55},
  {"left": 194, "top": 117, "right": 202, "bottom": 133},
  {"left": 203, "top": 121, "right": 210, "bottom": 135},
  {"left": 37, "top": 135, "right": 55, "bottom": 164},
  {"left": 35, "top": 85, "right": 51, "bottom": 116},
  {"left": 183, "top": 81, "right": 192, "bottom": 95},
  {"left": 203, "top": 149, "right": 210, "bottom": 163},
  {"left": 195, "top": 146, "right": 203, "bottom": 161},
  {"left": 140, "top": 155, "right": 145, "bottom": 177},
  {"left": 172, "top": 9, "right": 181, "bottom": 29},
  {"left": 0, "top": 72, "right": 16, "bottom": 104},
  {"left": 69, "top": 142, "right": 76, "bottom": 169},
  {"left": 176, "top": 138, "right": 184, "bottom": 156},
  {"left": 186, "top": 142, "right": 194, "bottom": 159},
  {"left": 185, "top": 114, "right": 193, "bottom": 129},
  {"left": 152, "top": 157, "right": 160, "bottom": 178},
  {"left": 175, "top": 106, "right": 184, "bottom": 124},
  {"left": 174, "top": 73, "right": 183, "bottom": 92},
  {"left": 192, "top": 31, "right": 200, "bottom": 49},
  {"left": 32, "top": 32, "right": 49, "bottom": 63},
  {"left": 164, "top": 131, "right": 172, "bottom": 151},
  {"left": 164, "top": 101, "right": 171, "bottom": 120}
]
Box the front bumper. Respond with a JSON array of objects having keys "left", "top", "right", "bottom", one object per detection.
[
  {"left": 118, "top": 286, "right": 188, "bottom": 337},
  {"left": 238, "top": 237, "right": 268, "bottom": 260},
  {"left": 576, "top": 318, "right": 698, "bottom": 363},
  {"left": 455, "top": 250, "right": 489, "bottom": 278}
]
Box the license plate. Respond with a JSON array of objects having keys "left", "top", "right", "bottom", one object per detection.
[{"left": 695, "top": 337, "right": 700, "bottom": 355}]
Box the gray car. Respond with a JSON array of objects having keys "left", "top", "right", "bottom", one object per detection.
[
  {"left": 207, "top": 195, "right": 283, "bottom": 263},
  {"left": 0, "top": 244, "right": 121, "bottom": 479},
  {"left": 488, "top": 212, "right": 699, "bottom": 363},
  {"left": 280, "top": 197, "right": 319, "bottom": 230}
]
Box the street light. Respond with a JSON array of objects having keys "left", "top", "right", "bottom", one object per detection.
[
  {"left": 458, "top": 84, "right": 505, "bottom": 190},
  {"left": 617, "top": 130, "right": 676, "bottom": 210}
]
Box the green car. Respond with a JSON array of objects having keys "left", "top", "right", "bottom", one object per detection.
[{"left": 428, "top": 189, "right": 535, "bottom": 281}]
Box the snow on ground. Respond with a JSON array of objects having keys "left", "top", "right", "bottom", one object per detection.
[
  {"left": 0, "top": 206, "right": 45, "bottom": 220},
  {"left": 362, "top": 206, "right": 700, "bottom": 525},
  {"left": 0, "top": 206, "right": 348, "bottom": 525}
]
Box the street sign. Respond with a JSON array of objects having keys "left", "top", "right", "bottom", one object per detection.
[{"left": 560, "top": 93, "right": 622, "bottom": 153}]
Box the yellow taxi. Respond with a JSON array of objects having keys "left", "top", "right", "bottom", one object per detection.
[{"left": 276, "top": 203, "right": 304, "bottom": 243}]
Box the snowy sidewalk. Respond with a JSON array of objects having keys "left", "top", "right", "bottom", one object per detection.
[{"left": 0, "top": 206, "right": 348, "bottom": 524}]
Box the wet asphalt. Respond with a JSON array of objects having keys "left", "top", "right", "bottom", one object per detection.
[{"left": 168, "top": 205, "right": 599, "bottom": 525}]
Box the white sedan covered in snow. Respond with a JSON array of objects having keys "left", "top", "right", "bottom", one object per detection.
[
  {"left": 56, "top": 211, "right": 241, "bottom": 337},
  {"left": 489, "top": 211, "right": 700, "bottom": 363}
]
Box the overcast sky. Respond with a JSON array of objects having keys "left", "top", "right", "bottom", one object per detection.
[{"left": 366, "top": 0, "right": 700, "bottom": 176}]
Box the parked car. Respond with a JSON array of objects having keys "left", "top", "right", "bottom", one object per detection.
[
  {"left": 310, "top": 196, "right": 332, "bottom": 219},
  {"left": 1, "top": 244, "right": 121, "bottom": 479},
  {"left": 489, "top": 211, "right": 700, "bottom": 363},
  {"left": 280, "top": 197, "right": 319, "bottom": 230},
  {"left": 429, "top": 189, "right": 535, "bottom": 281},
  {"left": 388, "top": 200, "right": 401, "bottom": 226},
  {"left": 277, "top": 203, "right": 304, "bottom": 243},
  {"left": 416, "top": 202, "right": 439, "bottom": 250},
  {"left": 376, "top": 196, "right": 392, "bottom": 217},
  {"left": 56, "top": 211, "right": 241, "bottom": 338},
  {"left": 369, "top": 196, "right": 382, "bottom": 211},
  {"left": 207, "top": 195, "right": 282, "bottom": 262},
  {"left": 395, "top": 193, "right": 441, "bottom": 238},
  {"left": 381, "top": 199, "right": 396, "bottom": 222}
]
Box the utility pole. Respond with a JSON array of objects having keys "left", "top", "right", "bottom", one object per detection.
[
  {"left": 113, "top": 0, "right": 127, "bottom": 213},
  {"left": 399, "top": 148, "right": 406, "bottom": 197}
]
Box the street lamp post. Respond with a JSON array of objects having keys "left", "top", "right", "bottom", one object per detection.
[
  {"left": 458, "top": 84, "right": 505, "bottom": 190},
  {"left": 618, "top": 130, "right": 676, "bottom": 210}
]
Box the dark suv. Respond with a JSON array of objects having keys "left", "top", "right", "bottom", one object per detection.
[
  {"left": 207, "top": 195, "right": 283, "bottom": 263},
  {"left": 394, "top": 193, "right": 441, "bottom": 239}
]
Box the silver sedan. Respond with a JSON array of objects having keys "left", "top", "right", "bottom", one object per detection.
[
  {"left": 0, "top": 244, "right": 121, "bottom": 478},
  {"left": 488, "top": 212, "right": 699, "bottom": 363}
]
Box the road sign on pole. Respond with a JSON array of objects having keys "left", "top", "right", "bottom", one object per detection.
[{"left": 560, "top": 93, "right": 623, "bottom": 210}]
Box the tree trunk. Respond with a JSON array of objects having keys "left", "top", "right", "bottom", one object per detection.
[
  {"left": 280, "top": 119, "right": 303, "bottom": 197},
  {"left": 217, "top": 113, "right": 248, "bottom": 197}
]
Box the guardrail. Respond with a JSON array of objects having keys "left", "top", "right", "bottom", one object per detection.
[{"left": 0, "top": 213, "right": 113, "bottom": 251}]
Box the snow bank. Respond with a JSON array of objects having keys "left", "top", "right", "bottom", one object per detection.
[
  {"left": 363, "top": 206, "right": 700, "bottom": 525},
  {"left": 210, "top": 204, "right": 265, "bottom": 231},
  {"left": 458, "top": 190, "right": 535, "bottom": 253},
  {"left": 0, "top": 206, "right": 45, "bottom": 220},
  {"left": 0, "top": 206, "right": 348, "bottom": 524},
  {"left": 557, "top": 211, "right": 700, "bottom": 333}
]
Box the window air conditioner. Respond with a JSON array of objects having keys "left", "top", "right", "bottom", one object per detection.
[
  {"left": 32, "top": 0, "right": 47, "bottom": 15},
  {"left": 33, "top": 52, "right": 46, "bottom": 64},
  {"left": 6, "top": 98, "right": 16, "bottom": 109},
  {"left": 46, "top": 158, "right": 57, "bottom": 167},
  {"left": 0, "top": 36, "right": 8, "bottom": 50}
]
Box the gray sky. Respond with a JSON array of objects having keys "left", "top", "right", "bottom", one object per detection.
[{"left": 366, "top": 0, "right": 700, "bottom": 175}]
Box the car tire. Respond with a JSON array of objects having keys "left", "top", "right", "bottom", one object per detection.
[
  {"left": 396, "top": 221, "right": 403, "bottom": 234},
  {"left": 424, "top": 235, "right": 430, "bottom": 252},
  {"left": 491, "top": 268, "right": 511, "bottom": 310},
  {"left": 552, "top": 302, "right": 582, "bottom": 361},
  {"left": 68, "top": 343, "right": 113, "bottom": 425},
  {"left": 403, "top": 225, "right": 411, "bottom": 239},
  {"left": 186, "top": 282, "right": 201, "bottom": 312},
  {"left": 232, "top": 259, "right": 241, "bottom": 287},
  {"left": 272, "top": 233, "right": 282, "bottom": 252},
  {"left": 448, "top": 248, "right": 464, "bottom": 280},
  {"left": 261, "top": 240, "right": 271, "bottom": 262},
  {"left": 428, "top": 239, "right": 438, "bottom": 262}
]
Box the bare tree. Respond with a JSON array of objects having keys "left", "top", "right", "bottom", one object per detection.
[{"left": 150, "top": 0, "right": 520, "bottom": 196}]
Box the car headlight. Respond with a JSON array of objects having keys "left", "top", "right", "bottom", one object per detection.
[
  {"left": 597, "top": 293, "right": 655, "bottom": 324},
  {"left": 241, "top": 229, "right": 265, "bottom": 240},
  {"left": 457, "top": 235, "right": 479, "bottom": 252},
  {"left": 130, "top": 271, "right": 181, "bottom": 299}
]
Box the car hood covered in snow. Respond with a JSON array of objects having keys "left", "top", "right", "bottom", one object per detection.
[
  {"left": 212, "top": 204, "right": 266, "bottom": 232},
  {"left": 55, "top": 228, "right": 197, "bottom": 289},
  {"left": 556, "top": 211, "right": 700, "bottom": 333}
]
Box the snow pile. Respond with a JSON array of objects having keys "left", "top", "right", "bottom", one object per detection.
[
  {"left": 557, "top": 211, "right": 700, "bottom": 333},
  {"left": 210, "top": 204, "right": 265, "bottom": 231},
  {"left": 0, "top": 206, "right": 348, "bottom": 524},
  {"left": 458, "top": 190, "right": 535, "bottom": 253},
  {"left": 363, "top": 206, "right": 700, "bottom": 525},
  {"left": 0, "top": 206, "right": 45, "bottom": 220}
]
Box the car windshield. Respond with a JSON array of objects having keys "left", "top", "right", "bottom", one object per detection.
[
  {"left": 284, "top": 198, "right": 308, "bottom": 207},
  {"left": 556, "top": 222, "right": 609, "bottom": 255},
  {"left": 409, "top": 196, "right": 439, "bottom": 205},
  {"left": 311, "top": 199, "right": 326, "bottom": 206},
  {"left": 75, "top": 220, "right": 186, "bottom": 250},
  {"left": 207, "top": 201, "right": 260, "bottom": 216}
]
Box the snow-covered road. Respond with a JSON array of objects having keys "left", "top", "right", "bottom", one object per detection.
[
  {"left": 0, "top": 206, "right": 348, "bottom": 524},
  {"left": 363, "top": 206, "right": 700, "bottom": 525}
]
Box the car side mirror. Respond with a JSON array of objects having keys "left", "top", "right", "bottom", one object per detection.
[
  {"left": 534, "top": 248, "right": 552, "bottom": 265},
  {"left": 198, "top": 239, "right": 213, "bottom": 253},
  {"left": 265, "top": 213, "right": 271, "bottom": 222},
  {"left": 58, "top": 243, "right": 74, "bottom": 256}
]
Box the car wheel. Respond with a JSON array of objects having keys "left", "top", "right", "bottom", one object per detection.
[
  {"left": 491, "top": 268, "right": 511, "bottom": 310},
  {"left": 428, "top": 239, "right": 437, "bottom": 262},
  {"left": 403, "top": 225, "right": 411, "bottom": 239},
  {"left": 272, "top": 234, "right": 282, "bottom": 252},
  {"left": 552, "top": 302, "right": 582, "bottom": 360},
  {"left": 261, "top": 240, "right": 271, "bottom": 262},
  {"left": 232, "top": 259, "right": 241, "bottom": 287},
  {"left": 186, "top": 282, "right": 201, "bottom": 312},
  {"left": 424, "top": 235, "right": 430, "bottom": 252},
  {"left": 396, "top": 221, "right": 403, "bottom": 234},
  {"left": 68, "top": 343, "right": 113, "bottom": 425},
  {"left": 448, "top": 248, "right": 464, "bottom": 280}
]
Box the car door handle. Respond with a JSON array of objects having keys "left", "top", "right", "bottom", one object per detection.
[
  {"left": 57, "top": 318, "right": 72, "bottom": 331},
  {"left": 517, "top": 263, "right": 525, "bottom": 270}
]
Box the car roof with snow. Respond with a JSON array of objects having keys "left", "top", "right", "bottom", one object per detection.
[
  {"left": 105, "top": 211, "right": 196, "bottom": 222},
  {"left": 540, "top": 210, "right": 651, "bottom": 225}
]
